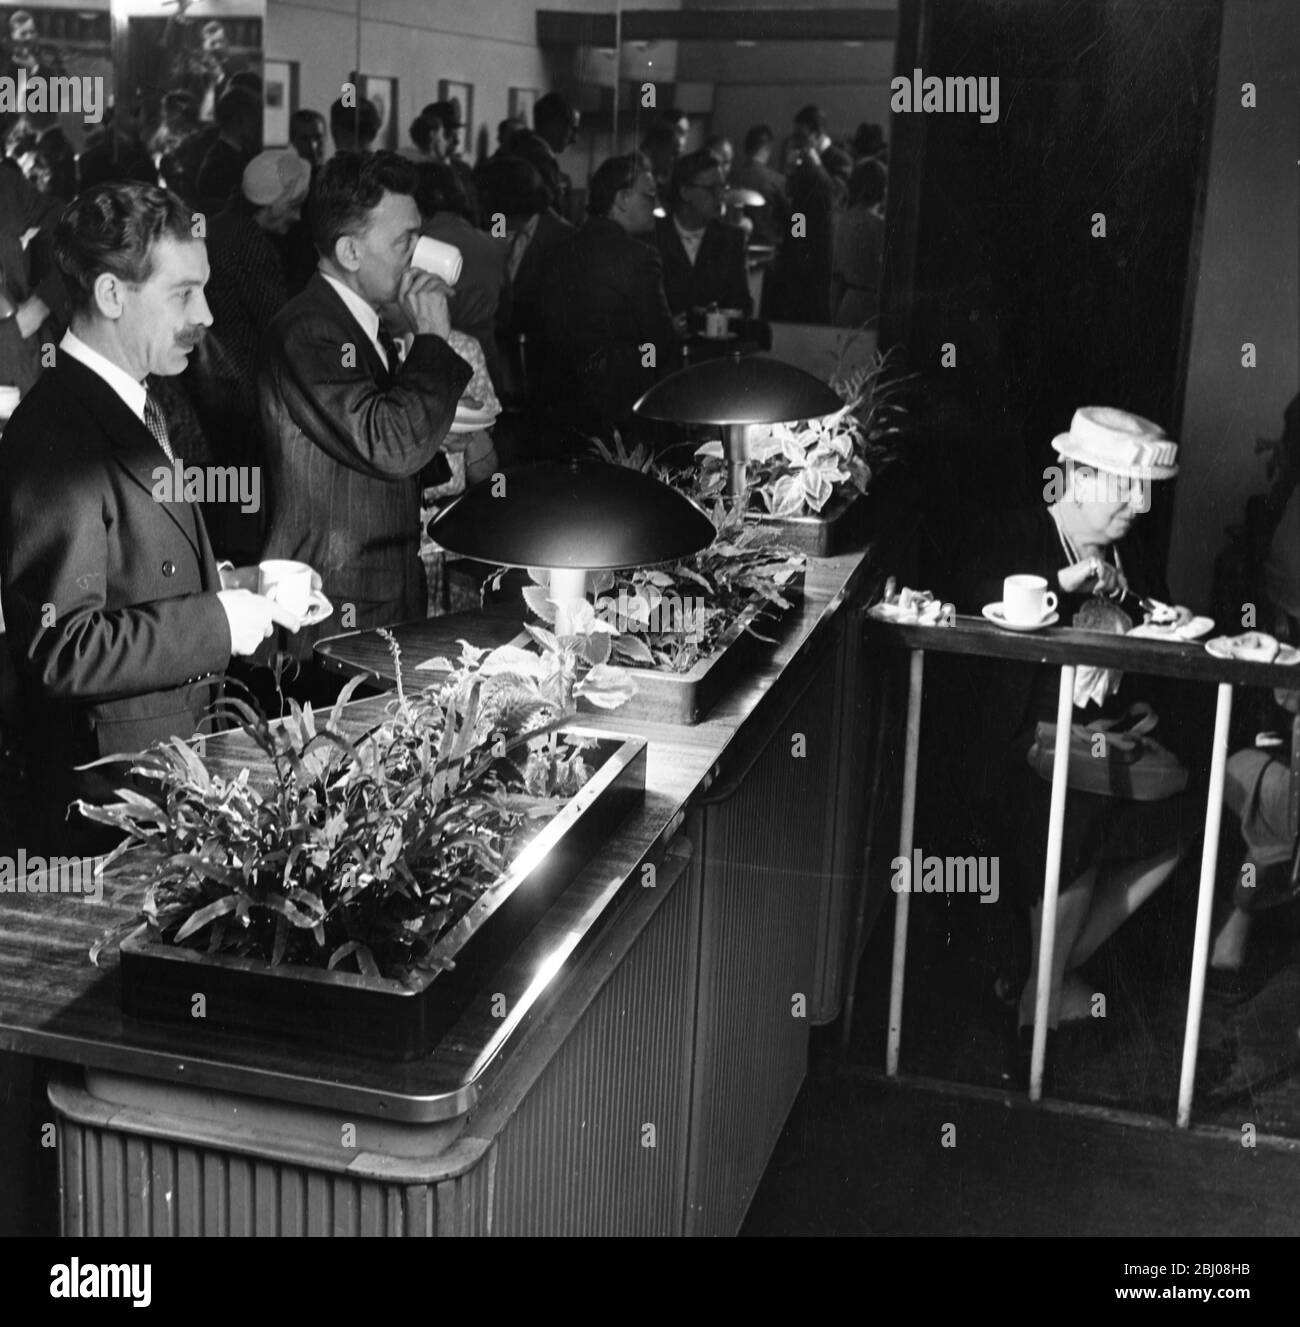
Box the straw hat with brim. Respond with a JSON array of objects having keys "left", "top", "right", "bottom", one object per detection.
[
  {"left": 1052, "top": 406, "right": 1179, "bottom": 480},
  {"left": 242, "top": 149, "right": 312, "bottom": 208}
]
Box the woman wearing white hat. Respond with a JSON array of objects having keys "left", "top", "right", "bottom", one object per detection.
[{"left": 954, "top": 407, "right": 1196, "bottom": 1085}]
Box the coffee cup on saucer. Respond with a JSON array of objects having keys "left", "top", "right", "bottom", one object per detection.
[
  {"left": 258, "top": 559, "right": 314, "bottom": 617},
  {"left": 1002, "top": 574, "right": 1057, "bottom": 626}
]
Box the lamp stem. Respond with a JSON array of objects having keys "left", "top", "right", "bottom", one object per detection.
[
  {"left": 548, "top": 567, "right": 589, "bottom": 637},
  {"left": 723, "top": 422, "right": 751, "bottom": 498}
]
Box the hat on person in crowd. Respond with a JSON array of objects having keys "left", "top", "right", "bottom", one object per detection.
[
  {"left": 1052, "top": 406, "right": 1179, "bottom": 480},
  {"left": 242, "top": 148, "right": 312, "bottom": 207}
]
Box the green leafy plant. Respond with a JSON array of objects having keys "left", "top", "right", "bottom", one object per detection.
[
  {"left": 85, "top": 632, "right": 629, "bottom": 982},
  {"left": 694, "top": 343, "right": 914, "bottom": 516},
  {"left": 518, "top": 459, "right": 804, "bottom": 674}
]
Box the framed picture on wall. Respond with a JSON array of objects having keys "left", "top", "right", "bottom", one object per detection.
[
  {"left": 351, "top": 72, "right": 399, "bottom": 150},
  {"left": 438, "top": 79, "right": 474, "bottom": 152},
  {"left": 508, "top": 87, "right": 537, "bottom": 125},
  {"left": 263, "top": 60, "right": 298, "bottom": 148}
]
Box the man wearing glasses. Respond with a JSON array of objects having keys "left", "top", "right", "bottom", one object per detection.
[
  {"left": 653, "top": 148, "right": 752, "bottom": 325},
  {"left": 539, "top": 152, "right": 675, "bottom": 440}
]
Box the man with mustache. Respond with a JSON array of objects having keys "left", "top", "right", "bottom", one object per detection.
[{"left": 0, "top": 182, "right": 301, "bottom": 854}]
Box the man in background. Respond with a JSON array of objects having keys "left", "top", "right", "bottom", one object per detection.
[
  {"left": 654, "top": 147, "right": 751, "bottom": 322},
  {"left": 330, "top": 95, "right": 380, "bottom": 154},
  {"left": 540, "top": 152, "right": 674, "bottom": 440},
  {"left": 0, "top": 164, "right": 68, "bottom": 396}
]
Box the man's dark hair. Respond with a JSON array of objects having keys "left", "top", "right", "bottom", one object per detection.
[
  {"left": 54, "top": 182, "right": 196, "bottom": 311},
  {"left": 669, "top": 147, "right": 721, "bottom": 207},
  {"left": 507, "top": 130, "right": 561, "bottom": 206},
  {"left": 533, "top": 91, "right": 574, "bottom": 138},
  {"left": 310, "top": 149, "right": 415, "bottom": 258},
  {"left": 475, "top": 153, "right": 547, "bottom": 222},
  {"left": 412, "top": 159, "right": 469, "bottom": 221},
  {"left": 215, "top": 86, "right": 260, "bottom": 135},
  {"left": 290, "top": 108, "right": 325, "bottom": 135},
  {"left": 847, "top": 159, "right": 887, "bottom": 209},
  {"left": 408, "top": 108, "right": 445, "bottom": 155},
  {"left": 743, "top": 124, "right": 773, "bottom": 157},
  {"left": 329, "top": 95, "right": 380, "bottom": 149},
  {"left": 794, "top": 104, "right": 827, "bottom": 134},
  {"left": 228, "top": 71, "right": 263, "bottom": 97},
  {"left": 588, "top": 152, "right": 649, "bottom": 219}
]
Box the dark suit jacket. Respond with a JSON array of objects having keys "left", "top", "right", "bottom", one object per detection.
[
  {"left": 0, "top": 355, "right": 232, "bottom": 848},
  {"left": 258, "top": 273, "right": 472, "bottom": 657},
  {"left": 653, "top": 216, "right": 752, "bottom": 319},
  {"left": 0, "top": 168, "right": 69, "bottom": 395},
  {"left": 502, "top": 207, "right": 574, "bottom": 343},
  {"left": 539, "top": 217, "right": 675, "bottom": 428}
]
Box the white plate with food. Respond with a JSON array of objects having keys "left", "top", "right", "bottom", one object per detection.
[
  {"left": 1128, "top": 615, "right": 1215, "bottom": 642},
  {"left": 1204, "top": 631, "right": 1300, "bottom": 665}
]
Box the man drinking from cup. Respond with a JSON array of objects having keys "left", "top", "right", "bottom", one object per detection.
[{"left": 258, "top": 150, "right": 472, "bottom": 689}]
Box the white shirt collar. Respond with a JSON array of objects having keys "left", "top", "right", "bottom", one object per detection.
[
  {"left": 319, "top": 269, "right": 390, "bottom": 368},
  {"left": 672, "top": 214, "right": 706, "bottom": 265},
  {"left": 59, "top": 330, "right": 148, "bottom": 422}
]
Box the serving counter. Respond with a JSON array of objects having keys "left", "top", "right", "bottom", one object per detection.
[{"left": 1, "top": 538, "right": 887, "bottom": 1236}]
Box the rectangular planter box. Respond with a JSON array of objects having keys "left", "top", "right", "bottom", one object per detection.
[
  {"left": 119, "top": 731, "right": 647, "bottom": 1062},
  {"left": 579, "top": 571, "right": 805, "bottom": 725},
  {"left": 747, "top": 488, "right": 863, "bottom": 558}
]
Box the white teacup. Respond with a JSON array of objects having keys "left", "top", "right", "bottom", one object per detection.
[
  {"left": 258, "top": 559, "right": 314, "bottom": 616},
  {"left": 1003, "top": 574, "right": 1057, "bottom": 625},
  {"left": 703, "top": 309, "right": 729, "bottom": 339},
  {"left": 0, "top": 385, "right": 20, "bottom": 423},
  {"left": 410, "top": 235, "right": 463, "bottom": 286}
]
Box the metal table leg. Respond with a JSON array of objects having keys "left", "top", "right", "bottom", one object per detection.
[
  {"left": 841, "top": 643, "right": 894, "bottom": 1053},
  {"left": 1030, "top": 665, "right": 1077, "bottom": 1100},
  {"left": 1177, "top": 681, "right": 1234, "bottom": 1128},
  {"left": 886, "top": 649, "right": 924, "bottom": 1077}
]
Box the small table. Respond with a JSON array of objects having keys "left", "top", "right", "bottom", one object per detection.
[{"left": 858, "top": 615, "right": 1299, "bottom": 1125}]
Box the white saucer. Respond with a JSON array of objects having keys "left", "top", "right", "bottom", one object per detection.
[
  {"left": 449, "top": 402, "right": 499, "bottom": 435},
  {"left": 300, "top": 590, "right": 333, "bottom": 628},
  {"left": 982, "top": 602, "right": 1058, "bottom": 632}
]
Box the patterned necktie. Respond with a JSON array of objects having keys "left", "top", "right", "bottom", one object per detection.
[
  {"left": 143, "top": 391, "right": 175, "bottom": 463},
  {"left": 377, "top": 324, "right": 400, "bottom": 377}
]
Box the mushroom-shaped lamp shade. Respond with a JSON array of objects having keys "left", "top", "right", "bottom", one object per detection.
[
  {"left": 634, "top": 352, "right": 845, "bottom": 494},
  {"left": 428, "top": 460, "right": 716, "bottom": 630}
]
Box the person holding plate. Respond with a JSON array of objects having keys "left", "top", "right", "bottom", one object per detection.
[{"left": 951, "top": 406, "right": 1199, "bottom": 1083}]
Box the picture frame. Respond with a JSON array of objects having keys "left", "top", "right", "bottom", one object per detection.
[
  {"left": 508, "top": 87, "right": 537, "bottom": 125},
  {"left": 438, "top": 78, "right": 474, "bottom": 153},
  {"left": 262, "top": 60, "right": 298, "bottom": 148},
  {"left": 351, "top": 71, "right": 399, "bottom": 150}
]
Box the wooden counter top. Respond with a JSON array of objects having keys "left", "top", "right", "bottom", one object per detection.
[{"left": 0, "top": 543, "right": 882, "bottom": 1123}]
